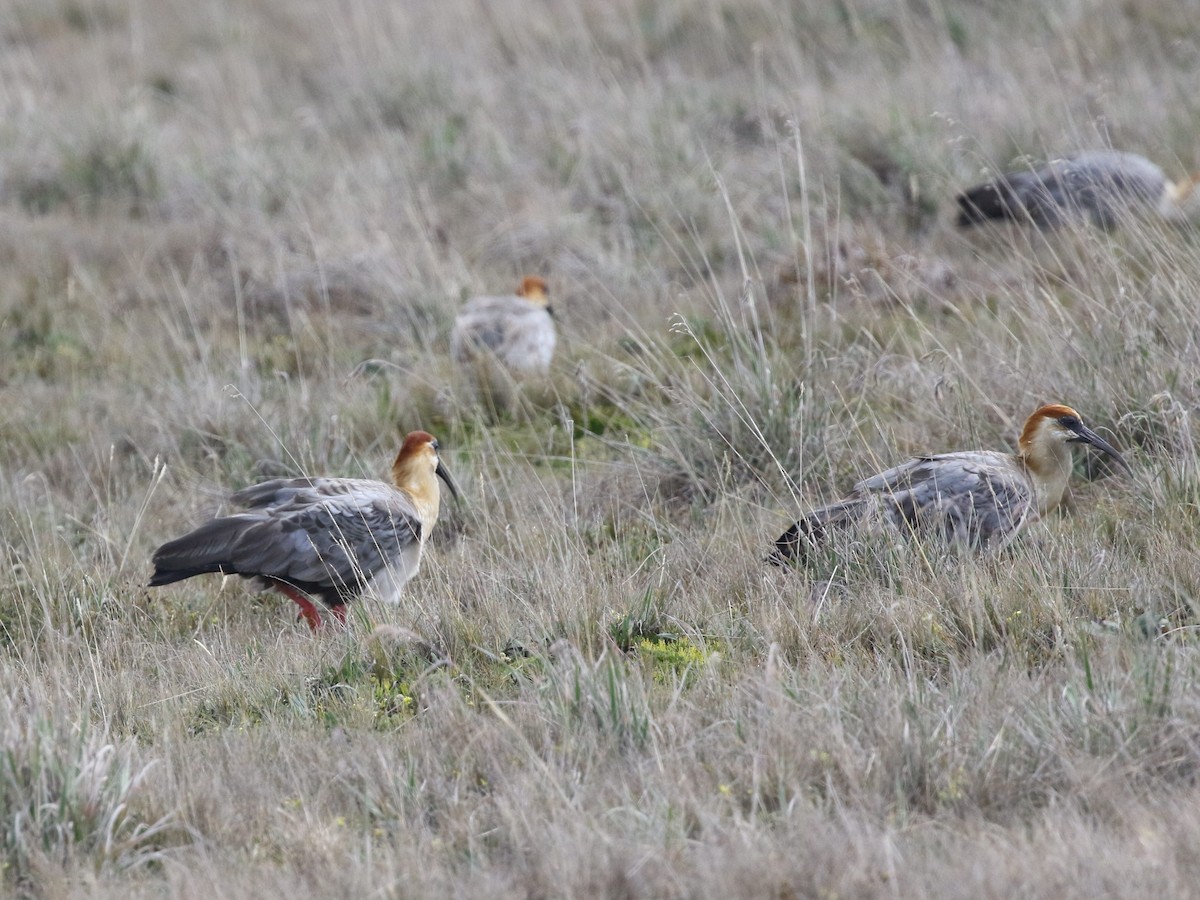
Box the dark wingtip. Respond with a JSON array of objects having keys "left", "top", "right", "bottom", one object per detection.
[
  {"left": 766, "top": 522, "right": 802, "bottom": 567},
  {"left": 766, "top": 513, "right": 836, "bottom": 568},
  {"left": 147, "top": 566, "right": 205, "bottom": 587},
  {"left": 955, "top": 191, "right": 991, "bottom": 228},
  {"left": 954, "top": 182, "right": 1025, "bottom": 227}
]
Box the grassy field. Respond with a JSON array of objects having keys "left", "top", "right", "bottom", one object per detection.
[{"left": 4, "top": 0, "right": 1200, "bottom": 895}]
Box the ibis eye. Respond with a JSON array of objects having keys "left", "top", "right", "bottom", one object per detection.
[
  {"left": 431, "top": 439, "right": 440, "bottom": 451},
  {"left": 1057, "top": 415, "right": 1080, "bottom": 429}
]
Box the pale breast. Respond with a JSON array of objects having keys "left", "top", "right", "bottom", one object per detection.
[
  {"left": 451, "top": 296, "right": 556, "bottom": 374},
  {"left": 361, "top": 540, "right": 425, "bottom": 604}
]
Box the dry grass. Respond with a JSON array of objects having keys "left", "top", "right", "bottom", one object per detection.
[{"left": 3, "top": 0, "right": 1200, "bottom": 895}]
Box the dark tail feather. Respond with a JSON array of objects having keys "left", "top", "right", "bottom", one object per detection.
[
  {"left": 148, "top": 519, "right": 253, "bottom": 587},
  {"left": 955, "top": 181, "right": 1029, "bottom": 227},
  {"left": 767, "top": 500, "right": 864, "bottom": 566},
  {"left": 767, "top": 520, "right": 816, "bottom": 566},
  {"left": 148, "top": 564, "right": 227, "bottom": 587}
]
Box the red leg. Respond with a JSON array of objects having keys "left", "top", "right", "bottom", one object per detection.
[{"left": 272, "top": 582, "right": 324, "bottom": 630}]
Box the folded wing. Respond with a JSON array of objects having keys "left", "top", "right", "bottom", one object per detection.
[
  {"left": 856, "top": 452, "right": 1035, "bottom": 544},
  {"left": 451, "top": 296, "right": 556, "bottom": 373},
  {"left": 772, "top": 451, "right": 1035, "bottom": 563},
  {"left": 957, "top": 151, "right": 1168, "bottom": 228},
  {"left": 149, "top": 478, "right": 423, "bottom": 604}
]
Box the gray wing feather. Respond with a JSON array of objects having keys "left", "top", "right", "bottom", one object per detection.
[
  {"left": 852, "top": 452, "right": 1034, "bottom": 546},
  {"left": 1041, "top": 153, "right": 1165, "bottom": 227},
  {"left": 235, "top": 481, "right": 421, "bottom": 585},
  {"left": 156, "top": 478, "right": 422, "bottom": 596},
  {"left": 773, "top": 451, "right": 1036, "bottom": 563},
  {"left": 959, "top": 151, "right": 1168, "bottom": 228},
  {"left": 1021, "top": 152, "right": 1165, "bottom": 227},
  {"left": 451, "top": 297, "right": 555, "bottom": 371},
  {"left": 452, "top": 297, "right": 527, "bottom": 351},
  {"left": 264, "top": 499, "right": 420, "bottom": 590},
  {"left": 230, "top": 477, "right": 357, "bottom": 511}
]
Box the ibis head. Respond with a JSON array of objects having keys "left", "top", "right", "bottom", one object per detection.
[
  {"left": 392, "top": 431, "right": 459, "bottom": 511},
  {"left": 1018, "top": 404, "right": 1130, "bottom": 477},
  {"left": 516, "top": 275, "right": 550, "bottom": 309}
]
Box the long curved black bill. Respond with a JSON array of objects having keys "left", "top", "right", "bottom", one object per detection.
[
  {"left": 1069, "top": 423, "right": 1132, "bottom": 475},
  {"left": 435, "top": 459, "right": 461, "bottom": 501}
]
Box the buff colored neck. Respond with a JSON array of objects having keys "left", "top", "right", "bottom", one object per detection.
[
  {"left": 1017, "top": 428, "right": 1074, "bottom": 514},
  {"left": 1161, "top": 176, "right": 1200, "bottom": 221},
  {"left": 392, "top": 454, "right": 441, "bottom": 525}
]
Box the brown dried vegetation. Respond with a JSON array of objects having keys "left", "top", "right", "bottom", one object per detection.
[{"left": 3, "top": 0, "right": 1200, "bottom": 896}]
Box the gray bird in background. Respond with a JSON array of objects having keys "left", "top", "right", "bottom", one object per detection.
[
  {"left": 956, "top": 150, "right": 1200, "bottom": 229},
  {"left": 451, "top": 275, "right": 556, "bottom": 375}
]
